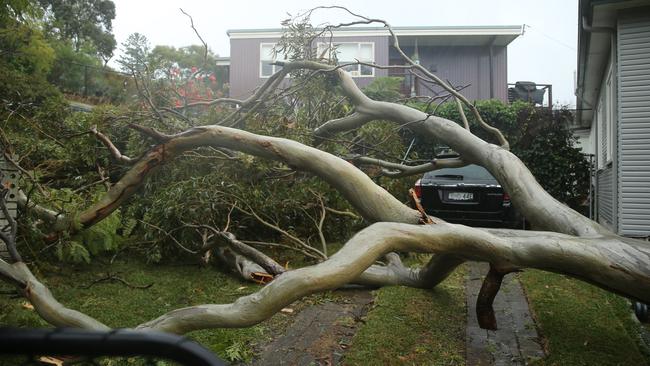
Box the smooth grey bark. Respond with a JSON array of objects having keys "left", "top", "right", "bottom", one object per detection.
[
  {"left": 4, "top": 220, "right": 648, "bottom": 334},
  {"left": 0, "top": 261, "right": 109, "bottom": 330},
  {"left": 354, "top": 252, "right": 464, "bottom": 288},
  {"left": 90, "top": 126, "right": 135, "bottom": 164},
  {"left": 213, "top": 247, "right": 272, "bottom": 283},
  {"left": 137, "top": 223, "right": 650, "bottom": 334},
  {"left": 214, "top": 232, "right": 286, "bottom": 276},
  {"left": 349, "top": 155, "right": 466, "bottom": 178},
  {"left": 199, "top": 230, "right": 286, "bottom": 280}
]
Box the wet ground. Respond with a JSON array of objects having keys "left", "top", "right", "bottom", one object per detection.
[
  {"left": 249, "top": 262, "right": 544, "bottom": 365},
  {"left": 250, "top": 289, "right": 374, "bottom": 365}
]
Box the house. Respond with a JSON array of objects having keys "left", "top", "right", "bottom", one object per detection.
[
  {"left": 225, "top": 25, "right": 524, "bottom": 100},
  {"left": 575, "top": 0, "right": 650, "bottom": 237}
]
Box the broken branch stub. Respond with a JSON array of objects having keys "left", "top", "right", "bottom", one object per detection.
[{"left": 475, "top": 265, "right": 508, "bottom": 330}]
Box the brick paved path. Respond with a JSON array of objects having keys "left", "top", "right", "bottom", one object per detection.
[{"left": 250, "top": 290, "right": 373, "bottom": 365}]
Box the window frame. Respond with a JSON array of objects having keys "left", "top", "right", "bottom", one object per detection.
[
  {"left": 596, "top": 67, "right": 615, "bottom": 169},
  {"left": 597, "top": 95, "right": 606, "bottom": 169},
  {"left": 317, "top": 41, "right": 375, "bottom": 77},
  {"left": 605, "top": 70, "right": 614, "bottom": 164},
  {"left": 259, "top": 43, "right": 287, "bottom": 78}
]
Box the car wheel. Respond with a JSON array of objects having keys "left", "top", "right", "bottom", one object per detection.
[{"left": 634, "top": 302, "right": 649, "bottom": 323}]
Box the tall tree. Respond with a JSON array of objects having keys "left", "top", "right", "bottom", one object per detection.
[
  {"left": 116, "top": 32, "right": 150, "bottom": 75},
  {"left": 38, "top": 0, "right": 117, "bottom": 63},
  {"left": 0, "top": 0, "right": 59, "bottom": 108},
  {"left": 149, "top": 44, "right": 218, "bottom": 72}
]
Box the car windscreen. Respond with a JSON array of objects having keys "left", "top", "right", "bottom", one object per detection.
[{"left": 423, "top": 164, "right": 498, "bottom": 183}]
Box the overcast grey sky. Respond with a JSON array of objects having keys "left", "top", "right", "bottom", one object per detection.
[{"left": 111, "top": 0, "right": 578, "bottom": 106}]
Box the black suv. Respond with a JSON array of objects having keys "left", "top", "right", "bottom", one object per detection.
[{"left": 413, "top": 164, "right": 520, "bottom": 228}]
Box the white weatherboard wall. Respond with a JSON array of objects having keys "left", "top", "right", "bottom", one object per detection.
[
  {"left": 617, "top": 12, "right": 650, "bottom": 237},
  {"left": 598, "top": 167, "right": 616, "bottom": 230}
]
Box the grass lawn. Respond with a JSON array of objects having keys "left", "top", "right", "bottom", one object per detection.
[
  {"left": 344, "top": 259, "right": 467, "bottom": 365},
  {"left": 4, "top": 257, "right": 649, "bottom": 366},
  {"left": 0, "top": 259, "right": 269, "bottom": 363},
  {"left": 519, "top": 269, "right": 650, "bottom": 366},
  {"left": 0, "top": 254, "right": 468, "bottom": 365}
]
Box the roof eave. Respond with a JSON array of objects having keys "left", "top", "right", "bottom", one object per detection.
[
  {"left": 576, "top": 0, "right": 648, "bottom": 126},
  {"left": 227, "top": 25, "right": 524, "bottom": 42}
]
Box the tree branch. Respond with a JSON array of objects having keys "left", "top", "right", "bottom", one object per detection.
[
  {"left": 3, "top": 261, "right": 109, "bottom": 330},
  {"left": 192, "top": 225, "right": 286, "bottom": 276},
  {"left": 40, "top": 124, "right": 421, "bottom": 236},
  {"left": 231, "top": 200, "right": 326, "bottom": 260},
  {"left": 455, "top": 98, "right": 470, "bottom": 130},
  {"left": 136, "top": 223, "right": 650, "bottom": 334},
  {"left": 290, "top": 6, "right": 508, "bottom": 148},
  {"left": 127, "top": 123, "right": 171, "bottom": 143},
  {"left": 476, "top": 264, "right": 508, "bottom": 330},
  {"left": 349, "top": 154, "right": 466, "bottom": 178},
  {"left": 287, "top": 59, "right": 602, "bottom": 237},
  {"left": 213, "top": 246, "right": 273, "bottom": 284},
  {"left": 90, "top": 125, "right": 134, "bottom": 164},
  {"left": 313, "top": 112, "right": 373, "bottom": 145},
  {"left": 179, "top": 8, "right": 208, "bottom": 69},
  {"left": 324, "top": 206, "right": 359, "bottom": 219},
  {"left": 15, "top": 189, "right": 68, "bottom": 232},
  {"left": 137, "top": 220, "right": 197, "bottom": 255},
  {"left": 353, "top": 252, "right": 464, "bottom": 289},
  {"left": 312, "top": 190, "right": 328, "bottom": 257},
  {"left": 0, "top": 258, "right": 26, "bottom": 287},
  {"left": 175, "top": 98, "right": 244, "bottom": 110}
]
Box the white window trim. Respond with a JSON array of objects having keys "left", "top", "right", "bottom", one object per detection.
[
  {"left": 596, "top": 66, "right": 615, "bottom": 169},
  {"left": 596, "top": 98, "right": 605, "bottom": 169},
  {"left": 259, "top": 43, "right": 286, "bottom": 78},
  {"left": 605, "top": 69, "right": 614, "bottom": 164},
  {"left": 317, "top": 41, "right": 375, "bottom": 78}
]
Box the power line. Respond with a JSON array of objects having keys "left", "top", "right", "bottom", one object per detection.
[{"left": 524, "top": 24, "right": 576, "bottom": 52}]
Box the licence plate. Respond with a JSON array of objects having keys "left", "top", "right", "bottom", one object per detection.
[{"left": 448, "top": 192, "right": 473, "bottom": 201}]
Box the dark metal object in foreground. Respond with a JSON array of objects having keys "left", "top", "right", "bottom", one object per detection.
[
  {"left": 0, "top": 327, "right": 227, "bottom": 366},
  {"left": 634, "top": 302, "right": 649, "bottom": 323}
]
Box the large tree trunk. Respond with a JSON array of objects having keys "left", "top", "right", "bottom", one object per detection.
[{"left": 3, "top": 46, "right": 649, "bottom": 337}]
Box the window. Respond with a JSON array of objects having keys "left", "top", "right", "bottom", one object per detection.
[
  {"left": 597, "top": 68, "right": 615, "bottom": 168},
  {"left": 606, "top": 71, "right": 614, "bottom": 163},
  {"left": 317, "top": 42, "right": 375, "bottom": 77},
  {"left": 597, "top": 97, "right": 607, "bottom": 168},
  {"left": 260, "top": 43, "right": 288, "bottom": 78}
]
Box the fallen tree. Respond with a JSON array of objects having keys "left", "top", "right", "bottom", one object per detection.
[{"left": 1, "top": 8, "right": 649, "bottom": 340}]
